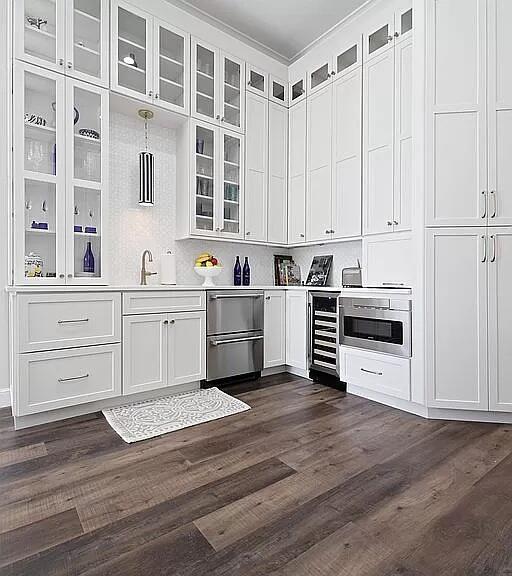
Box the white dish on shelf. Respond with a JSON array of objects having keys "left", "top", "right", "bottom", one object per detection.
[{"left": 194, "top": 266, "right": 223, "bottom": 287}]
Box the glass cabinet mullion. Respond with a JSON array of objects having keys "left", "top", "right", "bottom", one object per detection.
[{"left": 221, "top": 131, "right": 241, "bottom": 236}]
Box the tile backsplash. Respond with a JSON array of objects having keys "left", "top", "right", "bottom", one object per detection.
[{"left": 108, "top": 111, "right": 361, "bottom": 287}]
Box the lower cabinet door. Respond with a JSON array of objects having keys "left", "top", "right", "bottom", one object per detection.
[
  {"left": 123, "top": 314, "right": 168, "bottom": 395},
  {"left": 264, "top": 291, "right": 286, "bottom": 368},
  {"left": 285, "top": 291, "right": 307, "bottom": 370},
  {"left": 168, "top": 311, "right": 206, "bottom": 386},
  {"left": 17, "top": 344, "right": 121, "bottom": 416}
]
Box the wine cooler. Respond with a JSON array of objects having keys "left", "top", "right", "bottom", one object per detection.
[{"left": 308, "top": 292, "right": 344, "bottom": 388}]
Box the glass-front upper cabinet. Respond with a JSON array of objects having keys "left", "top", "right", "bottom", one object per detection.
[
  {"left": 395, "top": 2, "right": 413, "bottom": 43},
  {"left": 220, "top": 131, "right": 243, "bottom": 237},
  {"left": 290, "top": 73, "right": 307, "bottom": 106},
  {"left": 193, "top": 122, "right": 216, "bottom": 234},
  {"left": 246, "top": 64, "right": 268, "bottom": 97},
  {"left": 335, "top": 43, "right": 360, "bottom": 76},
  {"left": 112, "top": 1, "right": 152, "bottom": 102},
  {"left": 14, "top": 62, "right": 66, "bottom": 284},
  {"left": 66, "top": 80, "right": 109, "bottom": 284},
  {"left": 154, "top": 20, "right": 190, "bottom": 115},
  {"left": 309, "top": 60, "right": 331, "bottom": 94},
  {"left": 192, "top": 39, "right": 218, "bottom": 124},
  {"left": 15, "top": 0, "right": 109, "bottom": 86},
  {"left": 270, "top": 76, "right": 288, "bottom": 107},
  {"left": 221, "top": 54, "right": 245, "bottom": 133}
]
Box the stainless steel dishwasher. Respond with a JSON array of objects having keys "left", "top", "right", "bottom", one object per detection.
[{"left": 206, "top": 290, "right": 264, "bottom": 382}]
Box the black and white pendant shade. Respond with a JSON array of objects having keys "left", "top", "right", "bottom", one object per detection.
[{"left": 139, "top": 150, "right": 154, "bottom": 205}]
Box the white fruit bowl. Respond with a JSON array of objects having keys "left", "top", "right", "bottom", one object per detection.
[{"left": 194, "top": 266, "right": 223, "bottom": 287}]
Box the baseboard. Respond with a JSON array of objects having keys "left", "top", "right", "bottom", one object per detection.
[
  {"left": 285, "top": 365, "right": 310, "bottom": 379},
  {"left": 261, "top": 366, "right": 287, "bottom": 377},
  {"left": 0, "top": 388, "right": 11, "bottom": 408},
  {"left": 426, "top": 407, "right": 512, "bottom": 424},
  {"left": 347, "top": 384, "right": 428, "bottom": 418}
]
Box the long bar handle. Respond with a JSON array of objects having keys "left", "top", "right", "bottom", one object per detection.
[
  {"left": 209, "top": 294, "right": 263, "bottom": 300},
  {"left": 481, "top": 190, "right": 487, "bottom": 219},
  {"left": 490, "top": 190, "right": 497, "bottom": 218},
  {"left": 58, "top": 374, "right": 89, "bottom": 383},
  {"left": 481, "top": 235, "right": 487, "bottom": 263},
  {"left": 490, "top": 235, "right": 496, "bottom": 263},
  {"left": 57, "top": 318, "right": 89, "bottom": 324},
  {"left": 361, "top": 368, "right": 383, "bottom": 376},
  {"left": 210, "top": 335, "right": 263, "bottom": 346}
]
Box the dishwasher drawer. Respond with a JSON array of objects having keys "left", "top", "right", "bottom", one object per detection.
[
  {"left": 207, "top": 331, "right": 263, "bottom": 381},
  {"left": 207, "top": 291, "right": 264, "bottom": 335}
]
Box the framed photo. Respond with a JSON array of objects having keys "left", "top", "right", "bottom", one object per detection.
[
  {"left": 306, "top": 255, "right": 333, "bottom": 286},
  {"left": 274, "top": 255, "right": 293, "bottom": 286}
]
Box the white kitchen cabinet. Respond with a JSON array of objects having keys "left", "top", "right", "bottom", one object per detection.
[
  {"left": 264, "top": 291, "right": 286, "bottom": 368},
  {"left": 307, "top": 84, "right": 333, "bottom": 242},
  {"left": 332, "top": 67, "right": 362, "bottom": 240},
  {"left": 308, "top": 58, "right": 332, "bottom": 95},
  {"left": 112, "top": 1, "right": 189, "bottom": 115},
  {"left": 190, "top": 120, "right": 244, "bottom": 239},
  {"left": 270, "top": 76, "right": 288, "bottom": 107},
  {"left": 488, "top": 228, "right": 512, "bottom": 411},
  {"left": 362, "top": 232, "right": 413, "bottom": 288},
  {"left": 289, "top": 73, "right": 307, "bottom": 106},
  {"left": 14, "top": 61, "right": 109, "bottom": 285},
  {"left": 15, "top": 0, "right": 109, "bottom": 87},
  {"left": 267, "top": 102, "right": 288, "bottom": 244},
  {"left": 427, "top": 228, "right": 489, "bottom": 410},
  {"left": 286, "top": 291, "right": 308, "bottom": 371},
  {"left": 245, "top": 92, "right": 268, "bottom": 241},
  {"left": 124, "top": 310, "right": 206, "bottom": 395},
  {"left": 288, "top": 99, "right": 307, "bottom": 244},
  {"left": 192, "top": 38, "right": 245, "bottom": 133},
  {"left": 308, "top": 40, "right": 360, "bottom": 96},
  {"left": 364, "top": 1, "right": 412, "bottom": 61},
  {"left": 246, "top": 63, "right": 268, "bottom": 98}
]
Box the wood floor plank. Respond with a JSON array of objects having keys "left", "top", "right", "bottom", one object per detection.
[
  {"left": 0, "top": 443, "right": 47, "bottom": 468},
  {"left": 0, "top": 509, "right": 83, "bottom": 568}
]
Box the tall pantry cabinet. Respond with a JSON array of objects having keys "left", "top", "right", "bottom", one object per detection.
[{"left": 427, "top": 0, "right": 512, "bottom": 412}]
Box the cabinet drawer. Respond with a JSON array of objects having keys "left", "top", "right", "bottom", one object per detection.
[
  {"left": 17, "top": 344, "right": 121, "bottom": 416},
  {"left": 123, "top": 291, "right": 206, "bottom": 314},
  {"left": 342, "top": 347, "right": 410, "bottom": 401},
  {"left": 18, "top": 293, "right": 121, "bottom": 352}
]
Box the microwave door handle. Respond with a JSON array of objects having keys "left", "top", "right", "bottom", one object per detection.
[{"left": 211, "top": 335, "right": 263, "bottom": 346}]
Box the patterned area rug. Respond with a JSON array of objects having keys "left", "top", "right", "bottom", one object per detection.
[{"left": 103, "top": 387, "right": 251, "bottom": 443}]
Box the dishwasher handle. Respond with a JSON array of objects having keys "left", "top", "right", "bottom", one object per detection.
[
  {"left": 210, "top": 335, "right": 264, "bottom": 346},
  {"left": 209, "top": 293, "right": 263, "bottom": 300}
]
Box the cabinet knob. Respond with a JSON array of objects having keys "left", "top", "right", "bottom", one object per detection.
[
  {"left": 58, "top": 58, "right": 64, "bottom": 66},
  {"left": 246, "top": 231, "right": 251, "bottom": 235},
  {"left": 300, "top": 233, "right": 305, "bottom": 238},
  {"left": 387, "top": 35, "right": 394, "bottom": 43},
  {"left": 67, "top": 274, "right": 73, "bottom": 278},
  {"left": 265, "top": 296, "right": 271, "bottom": 300},
  {"left": 325, "top": 229, "right": 330, "bottom": 234},
  {"left": 67, "top": 61, "right": 73, "bottom": 69},
  {"left": 248, "top": 81, "right": 252, "bottom": 86},
  {"left": 387, "top": 221, "right": 393, "bottom": 226},
  {"left": 393, "top": 220, "right": 399, "bottom": 226},
  {"left": 330, "top": 71, "right": 336, "bottom": 76},
  {"left": 216, "top": 114, "right": 220, "bottom": 120},
  {"left": 163, "top": 320, "right": 168, "bottom": 325},
  {"left": 170, "top": 319, "right": 175, "bottom": 324},
  {"left": 148, "top": 90, "right": 153, "bottom": 97},
  {"left": 59, "top": 273, "right": 65, "bottom": 279},
  {"left": 221, "top": 117, "right": 225, "bottom": 122},
  {"left": 394, "top": 31, "right": 400, "bottom": 38},
  {"left": 155, "top": 93, "right": 159, "bottom": 99}
]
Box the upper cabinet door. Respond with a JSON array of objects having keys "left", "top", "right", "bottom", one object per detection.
[
  {"left": 270, "top": 76, "right": 288, "bottom": 107},
  {"left": 192, "top": 38, "right": 219, "bottom": 124},
  {"left": 364, "top": 10, "right": 394, "bottom": 62},
  {"left": 268, "top": 102, "right": 288, "bottom": 244},
  {"left": 246, "top": 64, "right": 268, "bottom": 98},
  {"left": 192, "top": 121, "right": 218, "bottom": 236},
  {"left": 219, "top": 129, "right": 244, "bottom": 238},
  {"left": 426, "top": 0, "right": 487, "bottom": 227},
  {"left": 332, "top": 68, "right": 362, "bottom": 240},
  {"left": 308, "top": 59, "right": 332, "bottom": 95},
  {"left": 289, "top": 73, "right": 307, "bottom": 106},
  {"left": 66, "top": 0, "right": 109, "bottom": 87},
  {"left": 15, "top": 0, "right": 66, "bottom": 73},
  {"left": 154, "top": 20, "right": 189, "bottom": 115},
  {"left": 112, "top": 1, "right": 153, "bottom": 103},
  {"left": 334, "top": 42, "right": 360, "bottom": 78},
  {"left": 363, "top": 49, "right": 395, "bottom": 235},
  {"left": 220, "top": 53, "right": 245, "bottom": 133},
  {"left": 394, "top": 1, "right": 413, "bottom": 44},
  {"left": 288, "top": 99, "right": 307, "bottom": 244},
  {"left": 487, "top": 0, "right": 512, "bottom": 226}
]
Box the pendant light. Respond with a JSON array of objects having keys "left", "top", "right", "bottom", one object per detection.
[{"left": 138, "top": 109, "right": 154, "bottom": 206}]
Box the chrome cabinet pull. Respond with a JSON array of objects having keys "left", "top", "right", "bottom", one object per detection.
[
  {"left": 490, "top": 235, "right": 496, "bottom": 263},
  {"left": 481, "top": 190, "right": 487, "bottom": 219},
  {"left": 481, "top": 235, "right": 487, "bottom": 263},
  {"left": 57, "top": 318, "right": 89, "bottom": 324},
  {"left": 58, "top": 373, "right": 89, "bottom": 383},
  {"left": 361, "top": 368, "right": 383, "bottom": 376},
  {"left": 211, "top": 335, "right": 263, "bottom": 346},
  {"left": 382, "top": 282, "right": 405, "bottom": 286},
  {"left": 490, "top": 190, "right": 497, "bottom": 218}
]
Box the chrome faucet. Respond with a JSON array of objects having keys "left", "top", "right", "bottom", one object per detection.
[{"left": 140, "top": 249, "right": 157, "bottom": 285}]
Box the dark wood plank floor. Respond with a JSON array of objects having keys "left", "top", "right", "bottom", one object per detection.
[{"left": 1, "top": 373, "right": 512, "bottom": 575}]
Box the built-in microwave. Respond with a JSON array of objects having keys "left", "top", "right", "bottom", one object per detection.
[{"left": 339, "top": 298, "right": 412, "bottom": 358}]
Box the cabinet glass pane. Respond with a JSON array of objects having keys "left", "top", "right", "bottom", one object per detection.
[
  {"left": 369, "top": 24, "right": 390, "bottom": 55},
  {"left": 337, "top": 45, "right": 358, "bottom": 74},
  {"left": 73, "top": 0, "right": 102, "bottom": 79},
  {"left": 401, "top": 9, "right": 413, "bottom": 35},
  {"left": 24, "top": 71, "right": 57, "bottom": 175},
  {"left": 73, "top": 186, "right": 101, "bottom": 278},
  {"left": 291, "top": 79, "right": 305, "bottom": 101},
  {"left": 117, "top": 7, "right": 147, "bottom": 95},
  {"left": 249, "top": 69, "right": 265, "bottom": 93},
  {"left": 224, "top": 58, "right": 241, "bottom": 129},
  {"left": 196, "top": 45, "right": 215, "bottom": 118},
  {"left": 311, "top": 63, "right": 329, "bottom": 89},
  {"left": 272, "top": 81, "right": 285, "bottom": 102},
  {"left": 195, "top": 125, "right": 214, "bottom": 230},
  {"left": 73, "top": 87, "right": 101, "bottom": 182},
  {"left": 159, "top": 27, "right": 184, "bottom": 108},
  {"left": 23, "top": 0, "right": 57, "bottom": 64},
  {"left": 24, "top": 179, "right": 57, "bottom": 279},
  {"left": 223, "top": 134, "right": 240, "bottom": 234}
]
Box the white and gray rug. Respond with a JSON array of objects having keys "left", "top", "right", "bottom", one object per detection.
[{"left": 102, "top": 387, "right": 251, "bottom": 443}]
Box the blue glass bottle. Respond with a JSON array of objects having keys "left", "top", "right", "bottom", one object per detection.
[
  {"left": 83, "top": 241, "right": 95, "bottom": 274},
  {"left": 242, "top": 257, "right": 250, "bottom": 286},
  {"left": 234, "top": 256, "right": 241, "bottom": 286}
]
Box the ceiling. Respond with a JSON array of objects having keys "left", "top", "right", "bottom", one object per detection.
[{"left": 166, "top": 0, "right": 370, "bottom": 63}]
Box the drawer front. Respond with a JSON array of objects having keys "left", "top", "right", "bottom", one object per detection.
[
  {"left": 18, "top": 293, "right": 121, "bottom": 352},
  {"left": 123, "top": 291, "right": 206, "bottom": 314},
  {"left": 17, "top": 344, "right": 121, "bottom": 416},
  {"left": 343, "top": 348, "right": 410, "bottom": 401}
]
